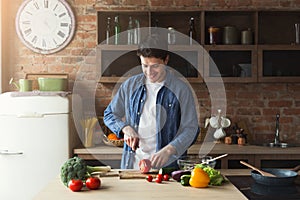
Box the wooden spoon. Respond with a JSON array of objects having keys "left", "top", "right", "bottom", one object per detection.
[{"left": 240, "top": 161, "right": 276, "bottom": 177}]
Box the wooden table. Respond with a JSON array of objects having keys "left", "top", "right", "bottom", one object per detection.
[
  {"left": 74, "top": 143, "right": 300, "bottom": 168},
  {"left": 34, "top": 169, "right": 250, "bottom": 200}
]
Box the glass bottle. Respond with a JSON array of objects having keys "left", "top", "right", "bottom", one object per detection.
[
  {"left": 127, "top": 16, "right": 134, "bottom": 45},
  {"left": 105, "top": 17, "right": 111, "bottom": 44},
  {"left": 114, "top": 16, "right": 120, "bottom": 45},
  {"left": 168, "top": 27, "right": 176, "bottom": 45},
  {"left": 134, "top": 19, "right": 141, "bottom": 44},
  {"left": 188, "top": 17, "right": 196, "bottom": 45}
]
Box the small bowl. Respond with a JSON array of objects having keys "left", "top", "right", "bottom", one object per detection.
[{"left": 177, "top": 155, "right": 216, "bottom": 170}]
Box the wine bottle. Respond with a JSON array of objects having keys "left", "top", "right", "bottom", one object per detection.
[
  {"left": 134, "top": 19, "right": 141, "bottom": 44},
  {"left": 105, "top": 17, "right": 111, "bottom": 44},
  {"left": 114, "top": 16, "right": 120, "bottom": 45}
]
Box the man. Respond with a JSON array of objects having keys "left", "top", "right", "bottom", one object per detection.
[{"left": 104, "top": 34, "right": 199, "bottom": 169}]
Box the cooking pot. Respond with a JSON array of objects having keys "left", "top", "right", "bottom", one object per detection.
[
  {"left": 251, "top": 168, "right": 299, "bottom": 186},
  {"left": 38, "top": 78, "right": 68, "bottom": 91}
]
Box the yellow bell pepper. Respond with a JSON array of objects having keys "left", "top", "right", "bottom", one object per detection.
[{"left": 189, "top": 167, "right": 210, "bottom": 188}]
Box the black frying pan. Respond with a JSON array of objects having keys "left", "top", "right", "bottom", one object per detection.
[{"left": 251, "top": 167, "right": 299, "bottom": 186}]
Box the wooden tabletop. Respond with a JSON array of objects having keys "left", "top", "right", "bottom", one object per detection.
[{"left": 34, "top": 169, "right": 250, "bottom": 200}]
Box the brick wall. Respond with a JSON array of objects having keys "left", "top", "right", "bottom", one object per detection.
[{"left": 6, "top": 0, "right": 300, "bottom": 144}]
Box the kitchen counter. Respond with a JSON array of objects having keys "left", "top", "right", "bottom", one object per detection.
[
  {"left": 74, "top": 143, "right": 300, "bottom": 168},
  {"left": 34, "top": 169, "right": 250, "bottom": 200}
]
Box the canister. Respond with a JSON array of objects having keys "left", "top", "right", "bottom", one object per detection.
[
  {"left": 222, "top": 26, "right": 239, "bottom": 44},
  {"left": 241, "top": 28, "right": 253, "bottom": 45},
  {"left": 208, "top": 26, "right": 221, "bottom": 44}
]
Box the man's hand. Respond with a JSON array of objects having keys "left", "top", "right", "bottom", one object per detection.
[
  {"left": 122, "top": 126, "right": 139, "bottom": 151},
  {"left": 151, "top": 145, "right": 176, "bottom": 168}
]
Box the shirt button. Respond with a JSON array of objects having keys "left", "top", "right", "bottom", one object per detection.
[
  {"left": 141, "top": 99, "right": 144, "bottom": 102},
  {"left": 134, "top": 125, "right": 138, "bottom": 128},
  {"left": 169, "top": 104, "right": 172, "bottom": 107},
  {"left": 137, "top": 112, "right": 140, "bottom": 115}
]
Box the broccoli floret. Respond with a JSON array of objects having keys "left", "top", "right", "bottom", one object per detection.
[{"left": 60, "top": 156, "right": 111, "bottom": 187}]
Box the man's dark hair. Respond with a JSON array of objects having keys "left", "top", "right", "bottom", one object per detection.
[{"left": 137, "top": 34, "right": 168, "bottom": 61}]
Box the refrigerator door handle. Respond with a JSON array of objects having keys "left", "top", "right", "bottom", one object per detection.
[
  {"left": 17, "top": 112, "right": 44, "bottom": 118},
  {"left": 0, "top": 150, "right": 23, "bottom": 155}
]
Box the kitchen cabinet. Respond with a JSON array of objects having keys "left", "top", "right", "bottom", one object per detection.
[
  {"left": 257, "top": 11, "right": 300, "bottom": 82},
  {"left": 96, "top": 10, "right": 300, "bottom": 83},
  {"left": 97, "top": 11, "right": 204, "bottom": 83}
]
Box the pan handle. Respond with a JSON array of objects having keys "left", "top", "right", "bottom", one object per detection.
[{"left": 291, "top": 165, "right": 300, "bottom": 172}]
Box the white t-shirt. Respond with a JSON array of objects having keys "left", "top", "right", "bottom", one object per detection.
[{"left": 133, "top": 80, "right": 164, "bottom": 169}]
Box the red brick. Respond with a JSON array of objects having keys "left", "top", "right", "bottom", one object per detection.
[
  {"left": 268, "top": 100, "right": 293, "bottom": 107},
  {"left": 123, "top": 0, "right": 148, "bottom": 6}
]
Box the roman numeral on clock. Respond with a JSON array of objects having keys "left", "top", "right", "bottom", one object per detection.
[
  {"left": 44, "top": 0, "right": 48, "bottom": 8},
  {"left": 57, "top": 31, "right": 65, "bottom": 38},
  {"left": 60, "top": 23, "right": 69, "bottom": 27},
  {"left": 24, "top": 28, "right": 32, "bottom": 36},
  {"left": 33, "top": 1, "right": 39, "bottom": 9},
  {"left": 32, "top": 36, "right": 37, "bottom": 44}
]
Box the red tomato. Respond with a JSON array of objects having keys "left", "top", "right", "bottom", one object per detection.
[
  {"left": 155, "top": 177, "right": 162, "bottom": 183},
  {"left": 146, "top": 175, "right": 153, "bottom": 182},
  {"left": 163, "top": 174, "right": 169, "bottom": 181},
  {"left": 68, "top": 179, "right": 83, "bottom": 192},
  {"left": 156, "top": 174, "right": 163, "bottom": 180},
  {"left": 139, "top": 159, "right": 152, "bottom": 173},
  {"left": 86, "top": 177, "right": 101, "bottom": 190}
]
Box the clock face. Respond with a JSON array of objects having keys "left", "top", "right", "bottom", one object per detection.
[{"left": 15, "top": 0, "right": 75, "bottom": 54}]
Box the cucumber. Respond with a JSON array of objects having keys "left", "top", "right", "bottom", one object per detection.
[
  {"left": 158, "top": 167, "right": 177, "bottom": 175},
  {"left": 180, "top": 174, "right": 191, "bottom": 186}
]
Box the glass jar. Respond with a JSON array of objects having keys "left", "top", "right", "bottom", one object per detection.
[{"left": 208, "top": 26, "right": 221, "bottom": 44}]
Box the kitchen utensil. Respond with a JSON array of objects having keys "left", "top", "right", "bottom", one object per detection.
[
  {"left": 9, "top": 78, "right": 33, "bottom": 92},
  {"left": 240, "top": 161, "right": 276, "bottom": 177},
  {"left": 213, "top": 128, "right": 226, "bottom": 139},
  {"left": 251, "top": 168, "right": 298, "bottom": 186},
  {"left": 223, "top": 26, "right": 239, "bottom": 44},
  {"left": 295, "top": 23, "right": 300, "bottom": 44},
  {"left": 241, "top": 28, "right": 253, "bottom": 44},
  {"left": 200, "top": 153, "right": 228, "bottom": 165},
  {"left": 38, "top": 78, "right": 68, "bottom": 91},
  {"left": 251, "top": 182, "right": 298, "bottom": 196},
  {"left": 177, "top": 155, "right": 216, "bottom": 170},
  {"left": 119, "top": 170, "right": 158, "bottom": 179},
  {"left": 220, "top": 117, "right": 231, "bottom": 128},
  {"left": 26, "top": 73, "right": 69, "bottom": 90},
  {"left": 80, "top": 117, "right": 98, "bottom": 148}
]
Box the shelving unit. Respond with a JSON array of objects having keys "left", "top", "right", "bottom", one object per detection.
[{"left": 96, "top": 10, "right": 300, "bottom": 83}]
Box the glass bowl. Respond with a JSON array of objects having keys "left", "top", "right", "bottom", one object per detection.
[{"left": 177, "top": 155, "right": 216, "bottom": 170}]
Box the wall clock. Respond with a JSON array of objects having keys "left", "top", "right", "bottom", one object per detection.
[{"left": 15, "top": 0, "right": 76, "bottom": 54}]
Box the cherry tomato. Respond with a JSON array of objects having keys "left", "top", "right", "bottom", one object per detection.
[
  {"left": 68, "top": 179, "right": 83, "bottom": 192},
  {"left": 86, "top": 177, "right": 101, "bottom": 190},
  {"left": 155, "top": 177, "right": 162, "bottom": 183},
  {"left": 145, "top": 175, "right": 153, "bottom": 182},
  {"left": 156, "top": 174, "right": 163, "bottom": 180},
  {"left": 163, "top": 174, "right": 169, "bottom": 181}
]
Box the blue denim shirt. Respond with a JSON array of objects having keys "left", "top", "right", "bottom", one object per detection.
[{"left": 104, "top": 69, "right": 199, "bottom": 169}]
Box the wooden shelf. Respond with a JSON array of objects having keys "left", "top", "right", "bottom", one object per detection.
[{"left": 97, "top": 10, "right": 300, "bottom": 83}]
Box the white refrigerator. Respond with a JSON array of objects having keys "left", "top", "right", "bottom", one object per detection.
[{"left": 0, "top": 92, "right": 75, "bottom": 200}]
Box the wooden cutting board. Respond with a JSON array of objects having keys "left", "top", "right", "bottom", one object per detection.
[{"left": 119, "top": 170, "right": 158, "bottom": 179}]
